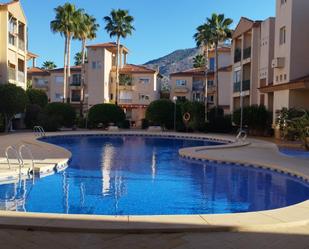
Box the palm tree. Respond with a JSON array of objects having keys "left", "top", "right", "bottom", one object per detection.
[
  {"left": 206, "top": 13, "right": 233, "bottom": 110},
  {"left": 74, "top": 52, "right": 83, "bottom": 66},
  {"left": 194, "top": 23, "right": 213, "bottom": 121},
  {"left": 74, "top": 13, "right": 99, "bottom": 115},
  {"left": 42, "top": 61, "right": 57, "bottom": 70},
  {"left": 104, "top": 9, "right": 135, "bottom": 105},
  {"left": 50, "top": 3, "right": 84, "bottom": 103},
  {"left": 193, "top": 54, "right": 206, "bottom": 68}
]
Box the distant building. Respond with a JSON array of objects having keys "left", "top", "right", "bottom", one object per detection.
[
  {"left": 28, "top": 42, "right": 161, "bottom": 128},
  {"left": 169, "top": 46, "right": 232, "bottom": 113},
  {"left": 0, "top": 0, "right": 28, "bottom": 89}
]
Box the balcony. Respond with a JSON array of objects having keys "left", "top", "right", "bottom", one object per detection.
[
  {"left": 70, "top": 77, "right": 81, "bottom": 86},
  {"left": 192, "top": 80, "right": 204, "bottom": 91},
  {"left": 243, "top": 47, "right": 251, "bottom": 60},
  {"left": 71, "top": 95, "right": 81, "bottom": 102},
  {"left": 234, "top": 49, "right": 242, "bottom": 63},
  {"left": 119, "top": 99, "right": 133, "bottom": 104},
  {"left": 8, "top": 68, "right": 16, "bottom": 81},
  {"left": 233, "top": 80, "right": 251, "bottom": 93},
  {"left": 18, "top": 39, "right": 25, "bottom": 51},
  {"left": 18, "top": 71, "right": 25, "bottom": 82}
]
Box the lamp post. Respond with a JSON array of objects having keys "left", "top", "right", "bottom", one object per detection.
[
  {"left": 85, "top": 94, "right": 89, "bottom": 129},
  {"left": 173, "top": 96, "right": 177, "bottom": 132},
  {"left": 240, "top": 80, "right": 244, "bottom": 132}
]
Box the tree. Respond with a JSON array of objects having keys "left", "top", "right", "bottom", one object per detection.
[
  {"left": 74, "top": 13, "right": 99, "bottom": 115},
  {"left": 104, "top": 9, "right": 135, "bottom": 105},
  {"left": 26, "top": 88, "right": 48, "bottom": 108},
  {"left": 194, "top": 23, "right": 213, "bottom": 121},
  {"left": 42, "top": 61, "right": 57, "bottom": 70},
  {"left": 0, "top": 84, "right": 28, "bottom": 132},
  {"left": 206, "top": 13, "right": 233, "bottom": 109},
  {"left": 74, "top": 52, "right": 83, "bottom": 66},
  {"left": 50, "top": 3, "right": 84, "bottom": 103},
  {"left": 193, "top": 54, "right": 206, "bottom": 68}
]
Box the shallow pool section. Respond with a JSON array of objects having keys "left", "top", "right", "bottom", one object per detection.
[
  {"left": 0, "top": 135, "right": 308, "bottom": 215},
  {"left": 279, "top": 147, "right": 309, "bottom": 159}
]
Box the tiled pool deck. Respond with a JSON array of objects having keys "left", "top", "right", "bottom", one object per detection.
[{"left": 0, "top": 131, "right": 309, "bottom": 248}]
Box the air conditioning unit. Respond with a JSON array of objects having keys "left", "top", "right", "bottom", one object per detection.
[{"left": 272, "top": 57, "right": 285, "bottom": 68}]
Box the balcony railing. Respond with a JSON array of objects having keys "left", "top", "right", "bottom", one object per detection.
[
  {"left": 234, "top": 49, "right": 242, "bottom": 63},
  {"left": 18, "top": 71, "right": 25, "bottom": 82},
  {"left": 8, "top": 68, "right": 16, "bottom": 81},
  {"left": 70, "top": 80, "right": 81, "bottom": 86},
  {"left": 233, "top": 80, "right": 251, "bottom": 93},
  {"left": 71, "top": 95, "right": 81, "bottom": 102},
  {"left": 243, "top": 47, "right": 251, "bottom": 60},
  {"left": 18, "top": 39, "right": 25, "bottom": 50}
]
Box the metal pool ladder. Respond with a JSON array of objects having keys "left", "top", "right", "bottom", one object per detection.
[
  {"left": 33, "top": 126, "right": 46, "bottom": 137},
  {"left": 5, "top": 146, "right": 23, "bottom": 178},
  {"left": 19, "top": 144, "right": 35, "bottom": 183},
  {"left": 236, "top": 130, "right": 247, "bottom": 143}
]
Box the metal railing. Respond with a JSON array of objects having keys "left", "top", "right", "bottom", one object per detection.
[
  {"left": 33, "top": 126, "right": 46, "bottom": 137},
  {"left": 234, "top": 49, "right": 242, "bottom": 63},
  {"left": 243, "top": 47, "right": 251, "bottom": 59},
  {"left": 233, "top": 80, "right": 251, "bottom": 93},
  {"left": 18, "top": 145, "right": 35, "bottom": 183},
  {"left": 8, "top": 68, "right": 16, "bottom": 81},
  {"left": 236, "top": 130, "right": 247, "bottom": 143},
  {"left": 5, "top": 146, "right": 22, "bottom": 170}
]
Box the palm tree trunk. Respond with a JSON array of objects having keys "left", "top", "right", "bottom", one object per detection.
[
  {"left": 204, "top": 44, "right": 209, "bottom": 122},
  {"left": 115, "top": 36, "right": 120, "bottom": 106},
  {"left": 80, "top": 38, "right": 86, "bottom": 117},
  {"left": 215, "top": 43, "right": 219, "bottom": 116},
  {"left": 63, "top": 35, "right": 68, "bottom": 103},
  {"left": 66, "top": 33, "right": 72, "bottom": 104}
]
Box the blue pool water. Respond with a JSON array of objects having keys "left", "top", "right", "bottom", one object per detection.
[
  {"left": 0, "top": 135, "right": 309, "bottom": 215},
  {"left": 279, "top": 147, "right": 309, "bottom": 159}
]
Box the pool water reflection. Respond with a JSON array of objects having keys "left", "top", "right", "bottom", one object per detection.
[{"left": 0, "top": 136, "right": 308, "bottom": 215}]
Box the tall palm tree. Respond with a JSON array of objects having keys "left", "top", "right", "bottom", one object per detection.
[
  {"left": 193, "top": 54, "right": 206, "bottom": 68},
  {"left": 74, "top": 13, "right": 99, "bottom": 115},
  {"left": 104, "top": 9, "right": 135, "bottom": 105},
  {"left": 50, "top": 3, "right": 84, "bottom": 103},
  {"left": 206, "top": 13, "right": 233, "bottom": 110},
  {"left": 42, "top": 61, "right": 57, "bottom": 70},
  {"left": 194, "top": 23, "right": 213, "bottom": 121},
  {"left": 74, "top": 52, "right": 83, "bottom": 66}
]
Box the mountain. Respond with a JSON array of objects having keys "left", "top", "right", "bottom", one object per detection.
[{"left": 144, "top": 47, "right": 200, "bottom": 77}]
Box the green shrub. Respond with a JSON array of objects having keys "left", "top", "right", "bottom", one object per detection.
[
  {"left": 0, "top": 83, "right": 28, "bottom": 132},
  {"left": 233, "top": 105, "right": 272, "bottom": 135},
  {"left": 207, "top": 115, "right": 233, "bottom": 133},
  {"left": 146, "top": 99, "right": 182, "bottom": 130},
  {"left": 181, "top": 101, "right": 205, "bottom": 131},
  {"left": 141, "top": 119, "right": 149, "bottom": 129},
  {"left": 119, "top": 119, "right": 131, "bottom": 129},
  {"left": 24, "top": 104, "right": 42, "bottom": 129},
  {"left": 88, "top": 104, "right": 125, "bottom": 128},
  {"left": 0, "top": 114, "right": 4, "bottom": 132},
  {"left": 37, "top": 112, "right": 61, "bottom": 132},
  {"left": 44, "top": 103, "right": 76, "bottom": 128},
  {"left": 26, "top": 89, "right": 48, "bottom": 108}
]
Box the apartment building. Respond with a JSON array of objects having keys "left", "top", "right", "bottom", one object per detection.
[
  {"left": 169, "top": 46, "right": 232, "bottom": 113},
  {"left": 259, "top": 0, "right": 309, "bottom": 120},
  {"left": 0, "top": 0, "right": 27, "bottom": 89},
  {"left": 29, "top": 42, "right": 160, "bottom": 127},
  {"left": 231, "top": 17, "right": 275, "bottom": 112}
]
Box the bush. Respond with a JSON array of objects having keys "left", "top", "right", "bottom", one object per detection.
[
  {"left": 207, "top": 115, "right": 233, "bottom": 133},
  {"left": 181, "top": 101, "right": 205, "bottom": 131},
  {"left": 233, "top": 105, "right": 272, "bottom": 135},
  {"left": 146, "top": 99, "right": 182, "bottom": 130},
  {"left": 44, "top": 103, "right": 76, "bottom": 128},
  {"left": 26, "top": 89, "right": 48, "bottom": 108},
  {"left": 0, "top": 83, "right": 28, "bottom": 132},
  {"left": 24, "top": 104, "right": 42, "bottom": 129},
  {"left": 0, "top": 114, "right": 4, "bottom": 132},
  {"left": 119, "top": 119, "right": 131, "bottom": 129},
  {"left": 88, "top": 104, "right": 125, "bottom": 128},
  {"left": 141, "top": 119, "right": 149, "bottom": 129},
  {"left": 37, "top": 112, "right": 61, "bottom": 132}
]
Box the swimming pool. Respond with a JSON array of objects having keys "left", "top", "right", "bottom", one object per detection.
[
  {"left": 279, "top": 147, "right": 309, "bottom": 159},
  {"left": 0, "top": 135, "right": 308, "bottom": 215}
]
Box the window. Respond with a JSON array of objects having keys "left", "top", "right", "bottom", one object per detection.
[
  {"left": 207, "top": 80, "right": 214, "bottom": 87},
  {"left": 276, "top": 76, "right": 279, "bottom": 82},
  {"left": 139, "top": 77, "right": 150, "bottom": 84},
  {"left": 209, "top": 58, "right": 215, "bottom": 71},
  {"left": 92, "top": 61, "right": 102, "bottom": 69},
  {"left": 233, "top": 70, "right": 241, "bottom": 83},
  {"left": 55, "top": 76, "right": 64, "bottom": 84},
  {"left": 110, "top": 93, "right": 113, "bottom": 100},
  {"left": 72, "top": 74, "right": 81, "bottom": 85},
  {"left": 208, "top": 95, "right": 214, "bottom": 103},
  {"left": 284, "top": 74, "right": 287, "bottom": 81},
  {"left": 35, "top": 78, "right": 48, "bottom": 86},
  {"left": 55, "top": 93, "right": 63, "bottom": 101},
  {"left": 280, "top": 27, "right": 286, "bottom": 45},
  {"left": 176, "top": 79, "right": 187, "bottom": 87},
  {"left": 120, "top": 91, "right": 132, "bottom": 101},
  {"left": 8, "top": 14, "right": 17, "bottom": 46},
  {"left": 281, "top": 0, "right": 287, "bottom": 5},
  {"left": 139, "top": 94, "right": 150, "bottom": 101},
  {"left": 280, "top": 75, "right": 283, "bottom": 81}
]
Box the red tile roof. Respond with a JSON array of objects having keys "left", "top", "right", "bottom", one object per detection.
[
  {"left": 87, "top": 42, "right": 129, "bottom": 52},
  {"left": 170, "top": 65, "right": 232, "bottom": 77},
  {"left": 27, "top": 67, "right": 50, "bottom": 76},
  {"left": 49, "top": 66, "right": 82, "bottom": 73},
  {"left": 120, "top": 64, "right": 157, "bottom": 74}
]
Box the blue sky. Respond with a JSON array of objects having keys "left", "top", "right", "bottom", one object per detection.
[{"left": 22, "top": 0, "right": 275, "bottom": 67}]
